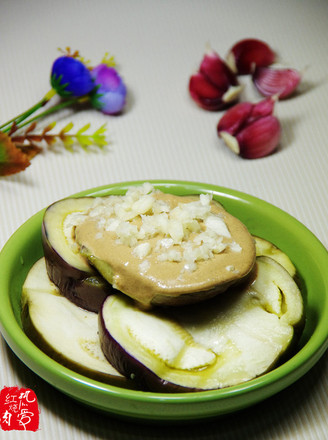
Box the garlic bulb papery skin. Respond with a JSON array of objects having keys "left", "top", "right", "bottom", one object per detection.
[{"left": 252, "top": 65, "right": 301, "bottom": 99}]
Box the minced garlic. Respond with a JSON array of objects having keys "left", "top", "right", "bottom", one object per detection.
[{"left": 71, "top": 183, "right": 241, "bottom": 273}]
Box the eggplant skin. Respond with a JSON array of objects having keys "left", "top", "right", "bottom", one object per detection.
[
  {"left": 21, "top": 258, "right": 138, "bottom": 390},
  {"left": 42, "top": 217, "right": 114, "bottom": 313},
  {"left": 22, "top": 302, "right": 132, "bottom": 388},
  {"left": 97, "top": 263, "right": 256, "bottom": 392},
  {"left": 98, "top": 305, "right": 197, "bottom": 393},
  {"left": 98, "top": 256, "right": 304, "bottom": 393}
]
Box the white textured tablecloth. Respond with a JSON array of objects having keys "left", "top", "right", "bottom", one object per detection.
[{"left": 0, "top": 0, "right": 327, "bottom": 438}]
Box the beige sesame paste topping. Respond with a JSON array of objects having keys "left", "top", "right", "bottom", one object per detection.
[{"left": 74, "top": 184, "right": 256, "bottom": 306}]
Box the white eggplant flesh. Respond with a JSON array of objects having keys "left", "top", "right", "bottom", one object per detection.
[
  {"left": 42, "top": 197, "right": 112, "bottom": 312},
  {"left": 21, "top": 258, "right": 134, "bottom": 388},
  {"left": 99, "top": 256, "right": 303, "bottom": 392},
  {"left": 42, "top": 197, "right": 96, "bottom": 272},
  {"left": 254, "top": 236, "right": 296, "bottom": 278}
]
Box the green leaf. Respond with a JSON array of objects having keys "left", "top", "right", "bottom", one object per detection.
[
  {"left": 50, "top": 73, "right": 72, "bottom": 97},
  {"left": 76, "top": 123, "right": 91, "bottom": 135},
  {"left": 93, "top": 123, "right": 107, "bottom": 136},
  {"left": 62, "top": 135, "right": 75, "bottom": 149},
  {"left": 76, "top": 135, "right": 93, "bottom": 148},
  {"left": 60, "top": 122, "right": 74, "bottom": 135}
]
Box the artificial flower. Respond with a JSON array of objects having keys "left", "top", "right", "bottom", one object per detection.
[
  {"left": 0, "top": 131, "right": 30, "bottom": 176},
  {"left": 51, "top": 56, "right": 95, "bottom": 98},
  {"left": 0, "top": 48, "right": 127, "bottom": 176},
  {"left": 90, "top": 65, "right": 127, "bottom": 115}
]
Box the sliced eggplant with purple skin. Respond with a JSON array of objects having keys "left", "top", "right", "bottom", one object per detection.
[
  {"left": 42, "top": 197, "right": 114, "bottom": 312},
  {"left": 74, "top": 187, "right": 256, "bottom": 308},
  {"left": 253, "top": 236, "right": 296, "bottom": 278},
  {"left": 99, "top": 256, "right": 303, "bottom": 392},
  {"left": 21, "top": 258, "right": 136, "bottom": 389}
]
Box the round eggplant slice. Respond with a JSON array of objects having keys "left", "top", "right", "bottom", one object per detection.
[
  {"left": 254, "top": 236, "right": 296, "bottom": 277},
  {"left": 99, "top": 256, "right": 303, "bottom": 392},
  {"left": 75, "top": 188, "right": 256, "bottom": 307},
  {"left": 22, "top": 258, "right": 135, "bottom": 389},
  {"left": 42, "top": 197, "right": 114, "bottom": 312}
]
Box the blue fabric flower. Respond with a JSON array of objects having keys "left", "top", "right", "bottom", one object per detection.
[
  {"left": 51, "top": 56, "right": 94, "bottom": 98},
  {"left": 90, "top": 65, "right": 127, "bottom": 115}
]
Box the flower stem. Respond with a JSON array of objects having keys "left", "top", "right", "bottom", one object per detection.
[
  {"left": 8, "top": 96, "right": 90, "bottom": 132},
  {"left": 0, "top": 89, "right": 57, "bottom": 133}
]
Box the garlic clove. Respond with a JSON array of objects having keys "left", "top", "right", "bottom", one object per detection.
[
  {"left": 248, "top": 95, "right": 277, "bottom": 122},
  {"left": 239, "top": 116, "right": 281, "bottom": 159},
  {"left": 219, "top": 115, "right": 281, "bottom": 159},
  {"left": 217, "top": 96, "right": 276, "bottom": 136},
  {"left": 189, "top": 49, "right": 242, "bottom": 111},
  {"left": 189, "top": 72, "right": 222, "bottom": 101},
  {"left": 200, "top": 50, "right": 239, "bottom": 90},
  {"left": 226, "top": 39, "right": 276, "bottom": 75},
  {"left": 222, "top": 85, "right": 244, "bottom": 106},
  {"left": 219, "top": 132, "right": 240, "bottom": 154},
  {"left": 189, "top": 73, "right": 238, "bottom": 111},
  {"left": 217, "top": 102, "right": 253, "bottom": 135},
  {"left": 252, "top": 66, "right": 301, "bottom": 99}
]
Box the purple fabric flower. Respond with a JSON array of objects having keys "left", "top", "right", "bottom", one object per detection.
[
  {"left": 51, "top": 56, "right": 94, "bottom": 98},
  {"left": 90, "top": 65, "right": 127, "bottom": 115}
]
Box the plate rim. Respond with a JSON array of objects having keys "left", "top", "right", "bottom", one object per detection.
[{"left": 0, "top": 180, "right": 328, "bottom": 420}]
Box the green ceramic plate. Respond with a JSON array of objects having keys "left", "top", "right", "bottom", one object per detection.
[{"left": 0, "top": 180, "right": 328, "bottom": 422}]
